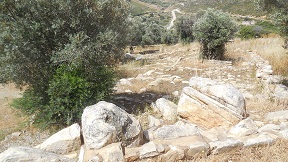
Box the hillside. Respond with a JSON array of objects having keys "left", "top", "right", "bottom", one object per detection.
[{"left": 132, "top": 0, "right": 266, "bottom": 16}]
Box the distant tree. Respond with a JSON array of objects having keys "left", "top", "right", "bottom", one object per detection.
[
  {"left": 193, "top": 9, "right": 238, "bottom": 60},
  {"left": 161, "top": 29, "right": 178, "bottom": 45},
  {"left": 0, "top": 0, "right": 130, "bottom": 127},
  {"left": 255, "top": 0, "right": 288, "bottom": 48},
  {"left": 128, "top": 16, "right": 164, "bottom": 46},
  {"left": 175, "top": 16, "right": 195, "bottom": 43}
]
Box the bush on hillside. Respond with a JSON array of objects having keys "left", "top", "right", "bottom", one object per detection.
[
  {"left": 0, "top": 0, "right": 130, "bottom": 127},
  {"left": 238, "top": 25, "right": 266, "bottom": 39},
  {"left": 193, "top": 9, "right": 238, "bottom": 60}
]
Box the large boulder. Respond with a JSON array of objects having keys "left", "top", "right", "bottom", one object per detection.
[
  {"left": 81, "top": 101, "right": 143, "bottom": 150},
  {"left": 0, "top": 147, "right": 75, "bottom": 162},
  {"left": 177, "top": 77, "right": 247, "bottom": 129},
  {"left": 36, "top": 123, "right": 81, "bottom": 154}
]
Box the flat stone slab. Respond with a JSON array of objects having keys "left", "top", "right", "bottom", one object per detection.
[
  {"left": 209, "top": 138, "right": 243, "bottom": 154},
  {"left": 243, "top": 133, "right": 276, "bottom": 147},
  {"left": 152, "top": 124, "right": 200, "bottom": 140},
  {"left": 265, "top": 110, "right": 288, "bottom": 122}
]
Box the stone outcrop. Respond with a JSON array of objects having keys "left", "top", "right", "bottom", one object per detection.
[
  {"left": 36, "top": 123, "right": 81, "bottom": 154},
  {"left": 81, "top": 101, "right": 143, "bottom": 150},
  {"left": 177, "top": 77, "right": 247, "bottom": 129}
]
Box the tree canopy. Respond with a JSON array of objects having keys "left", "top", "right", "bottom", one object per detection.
[{"left": 0, "top": 0, "right": 130, "bottom": 126}]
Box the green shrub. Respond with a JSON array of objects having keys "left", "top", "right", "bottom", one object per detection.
[
  {"left": 45, "top": 65, "right": 115, "bottom": 126},
  {"left": 238, "top": 24, "right": 273, "bottom": 39},
  {"left": 238, "top": 26, "right": 258, "bottom": 39},
  {"left": 193, "top": 9, "right": 238, "bottom": 60}
]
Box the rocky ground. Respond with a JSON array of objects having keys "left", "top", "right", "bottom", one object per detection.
[{"left": 0, "top": 41, "right": 287, "bottom": 161}]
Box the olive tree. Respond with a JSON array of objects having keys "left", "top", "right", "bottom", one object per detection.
[
  {"left": 0, "top": 0, "right": 130, "bottom": 127},
  {"left": 193, "top": 9, "right": 238, "bottom": 60}
]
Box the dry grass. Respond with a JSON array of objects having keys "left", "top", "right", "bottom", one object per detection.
[
  {"left": 226, "top": 37, "right": 288, "bottom": 76},
  {"left": 196, "top": 140, "right": 288, "bottom": 162}
]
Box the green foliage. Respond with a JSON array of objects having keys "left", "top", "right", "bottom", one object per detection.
[
  {"left": 161, "top": 30, "right": 178, "bottom": 45},
  {"left": 255, "top": 21, "right": 279, "bottom": 34},
  {"left": 238, "top": 25, "right": 263, "bottom": 39},
  {"left": 255, "top": 0, "right": 288, "bottom": 48},
  {"left": 45, "top": 65, "right": 115, "bottom": 126},
  {"left": 1, "top": 0, "right": 129, "bottom": 127},
  {"left": 129, "top": 15, "right": 164, "bottom": 46},
  {"left": 175, "top": 16, "right": 195, "bottom": 44},
  {"left": 193, "top": 9, "right": 238, "bottom": 60}
]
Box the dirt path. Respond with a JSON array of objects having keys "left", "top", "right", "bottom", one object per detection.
[
  {"left": 0, "top": 84, "right": 24, "bottom": 131},
  {"left": 167, "top": 9, "right": 182, "bottom": 30},
  {"left": 0, "top": 84, "right": 50, "bottom": 153}
]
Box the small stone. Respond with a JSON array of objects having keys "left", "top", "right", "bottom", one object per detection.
[
  {"left": 158, "top": 146, "right": 185, "bottom": 161},
  {"left": 155, "top": 98, "right": 177, "bottom": 121},
  {"left": 139, "top": 141, "right": 165, "bottom": 159},
  {"left": 229, "top": 118, "right": 258, "bottom": 137},
  {"left": 148, "top": 115, "right": 163, "bottom": 128}
]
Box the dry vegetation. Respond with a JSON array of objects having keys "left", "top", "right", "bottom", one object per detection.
[
  {"left": 226, "top": 36, "right": 288, "bottom": 76},
  {"left": 196, "top": 140, "right": 288, "bottom": 162}
]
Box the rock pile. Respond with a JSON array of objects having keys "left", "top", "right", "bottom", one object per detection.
[{"left": 1, "top": 75, "right": 288, "bottom": 162}]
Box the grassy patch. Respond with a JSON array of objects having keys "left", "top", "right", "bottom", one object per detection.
[{"left": 130, "top": 0, "right": 159, "bottom": 16}]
